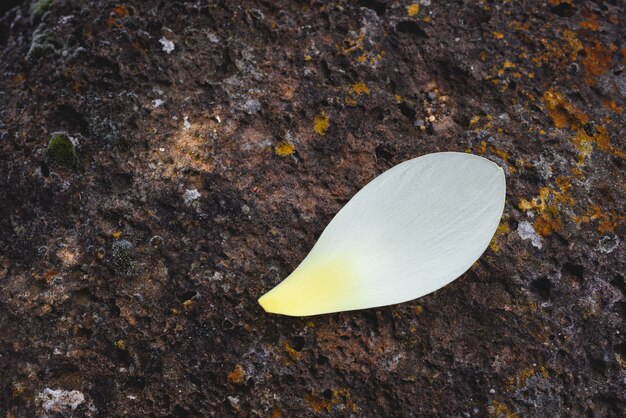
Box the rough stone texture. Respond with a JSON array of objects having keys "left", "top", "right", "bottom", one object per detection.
[{"left": 0, "top": 0, "right": 625, "bottom": 416}]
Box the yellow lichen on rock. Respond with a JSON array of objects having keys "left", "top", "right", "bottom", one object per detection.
[
  {"left": 407, "top": 4, "right": 419, "bottom": 17},
  {"left": 541, "top": 88, "right": 588, "bottom": 129},
  {"left": 304, "top": 388, "right": 357, "bottom": 414},
  {"left": 282, "top": 340, "right": 301, "bottom": 361},
  {"left": 313, "top": 112, "right": 330, "bottom": 135},
  {"left": 491, "top": 400, "right": 518, "bottom": 418},
  {"left": 574, "top": 205, "right": 626, "bottom": 234},
  {"left": 351, "top": 82, "right": 369, "bottom": 95},
  {"left": 227, "top": 365, "right": 246, "bottom": 385},
  {"left": 345, "top": 82, "right": 369, "bottom": 106},
  {"left": 518, "top": 184, "right": 574, "bottom": 237},
  {"left": 275, "top": 141, "right": 295, "bottom": 156},
  {"left": 489, "top": 220, "right": 511, "bottom": 252}
]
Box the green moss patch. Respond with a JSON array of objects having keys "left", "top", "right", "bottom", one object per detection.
[{"left": 44, "top": 133, "right": 78, "bottom": 171}]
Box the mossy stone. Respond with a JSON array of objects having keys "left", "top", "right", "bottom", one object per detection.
[
  {"left": 44, "top": 133, "right": 78, "bottom": 171},
  {"left": 27, "top": 29, "right": 62, "bottom": 61},
  {"left": 30, "top": 0, "right": 54, "bottom": 21}
]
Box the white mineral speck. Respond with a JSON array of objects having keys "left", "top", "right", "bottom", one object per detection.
[
  {"left": 183, "top": 189, "right": 201, "bottom": 205},
  {"left": 152, "top": 98, "right": 164, "bottom": 108},
  {"left": 38, "top": 388, "right": 85, "bottom": 413},
  {"left": 597, "top": 235, "right": 619, "bottom": 253},
  {"left": 183, "top": 116, "right": 191, "bottom": 130},
  {"left": 245, "top": 99, "right": 261, "bottom": 114},
  {"left": 159, "top": 37, "right": 175, "bottom": 54},
  {"left": 517, "top": 221, "right": 542, "bottom": 249}
]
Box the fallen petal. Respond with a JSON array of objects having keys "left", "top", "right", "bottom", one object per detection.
[{"left": 259, "top": 152, "right": 506, "bottom": 316}]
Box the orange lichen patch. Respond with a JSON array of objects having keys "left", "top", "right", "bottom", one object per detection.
[
  {"left": 282, "top": 340, "right": 301, "bottom": 361},
  {"left": 112, "top": 231, "right": 122, "bottom": 239},
  {"left": 351, "top": 82, "right": 369, "bottom": 95},
  {"left": 475, "top": 140, "right": 487, "bottom": 154},
  {"left": 489, "top": 220, "right": 511, "bottom": 252},
  {"left": 489, "top": 145, "right": 510, "bottom": 163},
  {"left": 469, "top": 115, "right": 482, "bottom": 128},
  {"left": 414, "top": 305, "right": 424, "bottom": 315},
  {"left": 555, "top": 176, "right": 572, "bottom": 194},
  {"left": 508, "top": 20, "right": 529, "bottom": 31},
  {"left": 571, "top": 130, "right": 594, "bottom": 164},
  {"left": 469, "top": 115, "right": 493, "bottom": 131},
  {"left": 345, "top": 82, "right": 369, "bottom": 106},
  {"left": 313, "top": 112, "right": 329, "bottom": 136},
  {"left": 579, "top": 19, "right": 599, "bottom": 31},
  {"left": 473, "top": 141, "right": 517, "bottom": 173},
  {"left": 493, "top": 32, "right": 505, "bottom": 40},
  {"left": 496, "top": 60, "right": 517, "bottom": 76},
  {"left": 534, "top": 214, "right": 562, "bottom": 237},
  {"left": 572, "top": 125, "right": 626, "bottom": 164},
  {"left": 532, "top": 30, "right": 582, "bottom": 67},
  {"left": 541, "top": 88, "right": 588, "bottom": 129},
  {"left": 574, "top": 205, "right": 626, "bottom": 234},
  {"left": 106, "top": 4, "right": 129, "bottom": 27},
  {"left": 602, "top": 99, "right": 624, "bottom": 114},
  {"left": 114, "top": 339, "right": 126, "bottom": 350},
  {"left": 269, "top": 407, "right": 282, "bottom": 418},
  {"left": 274, "top": 141, "right": 295, "bottom": 157},
  {"left": 562, "top": 29, "right": 583, "bottom": 61},
  {"left": 505, "top": 366, "right": 549, "bottom": 392},
  {"left": 491, "top": 400, "right": 518, "bottom": 418},
  {"left": 518, "top": 185, "right": 572, "bottom": 213},
  {"left": 337, "top": 31, "right": 365, "bottom": 54},
  {"left": 337, "top": 31, "right": 383, "bottom": 65},
  {"left": 518, "top": 181, "right": 575, "bottom": 237},
  {"left": 227, "top": 365, "right": 246, "bottom": 385},
  {"left": 582, "top": 40, "right": 613, "bottom": 86},
  {"left": 579, "top": 8, "right": 600, "bottom": 31},
  {"left": 407, "top": 4, "right": 419, "bottom": 16},
  {"left": 304, "top": 388, "right": 357, "bottom": 414},
  {"left": 593, "top": 125, "right": 626, "bottom": 159}
]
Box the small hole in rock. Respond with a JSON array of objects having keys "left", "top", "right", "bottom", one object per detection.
[
  {"left": 550, "top": 2, "right": 576, "bottom": 17},
  {"left": 399, "top": 102, "right": 416, "bottom": 119},
  {"left": 291, "top": 335, "right": 305, "bottom": 352},
  {"left": 530, "top": 277, "right": 552, "bottom": 299},
  {"left": 357, "top": 0, "right": 386, "bottom": 15},
  {"left": 375, "top": 145, "right": 394, "bottom": 162}
]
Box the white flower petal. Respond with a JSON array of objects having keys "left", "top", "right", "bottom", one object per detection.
[{"left": 259, "top": 152, "right": 506, "bottom": 316}]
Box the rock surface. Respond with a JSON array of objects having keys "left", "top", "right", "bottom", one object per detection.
[{"left": 0, "top": 0, "right": 625, "bottom": 416}]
